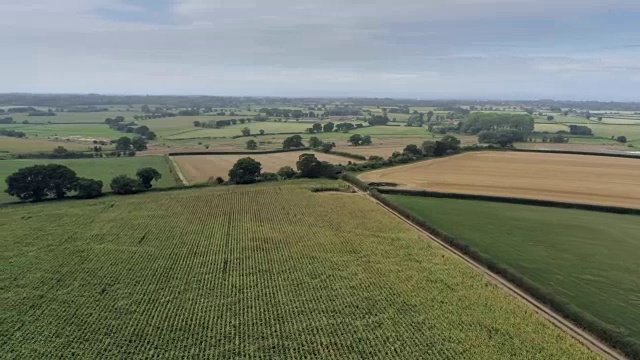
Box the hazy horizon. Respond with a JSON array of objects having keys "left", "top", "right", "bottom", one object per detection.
[{"left": 2, "top": 0, "right": 639, "bottom": 101}]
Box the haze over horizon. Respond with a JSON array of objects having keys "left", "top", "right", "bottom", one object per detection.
[{"left": 1, "top": 0, "right": 639, "bottom": 101}]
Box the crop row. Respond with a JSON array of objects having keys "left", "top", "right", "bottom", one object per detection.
[{"left": 1, "top": 184, "right": 599, "bottom": 358}]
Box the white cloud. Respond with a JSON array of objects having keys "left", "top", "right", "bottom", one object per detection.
[{"left": 0, "top": 0, "right": 639, "bottom": 100}]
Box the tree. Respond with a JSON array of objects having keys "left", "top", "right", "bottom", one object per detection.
[
  {"left": 296, "top": 153, "right": 335, "bottom": 178},
  {"left": 116, "top": 137, "right": 132, "bottom": 151},
  {"left": 320, "top": 143, "right": 335, "bottom": 153},
  {"left": 241, "top": 127, "right": 251, "bottom": 136},
  {"left": 246, "top": 139, "right": 258, "bottom": 150},
  {"left": 282, "top": 135, "right": 305, "bottom": 149},
  {"left": 193, "top": 120, "right": 201, "bottom": 127},
  {"left": 440, "top": 135, "right": 461, "bottom": 151},
  {"left": 616, "top": 136, "right": 627, "bottom": 143},
  {"left": 110, "top": 175, "right": 141, "bottom": 195},
  {"left": 228, "top": 157, "right": 262, "bottom": 184},
  {"left": 132, "top": 136, "right": 148, "bottom": 151},
  {"left": 5, "top": 164, "right": 78, "bottom": 201},
  {"left": 323, "top": 122, "right": 335, "bottom": 133},
  {"left": 48, "top": 164, "right": 79, "bottom": 198},
  {"left": 348, "top": 134, "right": 363, "bottom": 146},
  {"left": 277, "top": 166, "right": 297, "bottom": 179},
  {"left": 76, "top": 178, "right": 103, "bottom": 199},
  {"left": 547, "top": 116, "right": 555, "bottom": 121},
  {"left": 361, "top": 135, "right": 372, "bottom": 145},
  {"left": 259, "top": 129, "right": 265, "bottom": 135},
  {"left": 136, "top": 168, "right": 162, "bottom": 189},
  {"left": 309, "top": 136, "right": 323, "bottom": 148},
  {"left": 312, "top": 123, "right": 323, "bottom": 133},
  {"left": 403, "top": 144, "right": 423, "bottom": 156},
  {"left": 421, "top": 141, "right": 437, "bottom": 157}
]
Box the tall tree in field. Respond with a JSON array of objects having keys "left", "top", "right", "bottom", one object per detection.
[
  {"left": 323, "top": 122, "right": 335, "bottom": 133},
  {"left": 228, "top": 157, "right": 262, "bottom": 184},
  {"left": 116, "top": 137, "right": 132, "bottom": 151},
  {"left": 308, "top": 136, "right": 323, "bottom": 148},
  {"left": 312, "top": 123, "right": 323, "bottom": 133},
  {"left": 5, "top": 164, "right": 78, "bottom": 201},
  {"left": 348, "top": 134, "right": 363, "bottom": 146},
  {"left": 246, "top": 139, "right": 258, "bottom": 150},
  {"left": 136, "top": 168, "right": 162, "bottom": 189},
  {"left": 132, "top": 136, "right": 148, "bottom": 151},
  {"left": 241, "top": 127, "right": 251, "bottom": 136},
  {"left": 282, "top": 135, "right": 305, "bottom": 149}
]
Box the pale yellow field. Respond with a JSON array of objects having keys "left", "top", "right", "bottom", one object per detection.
[
  {"left": 360, "top": 151, "right": 640, "bottom": 208},
  {"left": 174, "top": 151, "right": 357, "bottom": 183}
]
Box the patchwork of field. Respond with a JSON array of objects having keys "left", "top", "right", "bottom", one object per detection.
[
  {"left": 385, "top": 195, "right": 640, "bottom": 347},
  {"left": 0, "top": 137, "right": 93, "bottom": 153},
  {"left": 174, "top": 152, "right": 357, "bottom": 183},
  {"left": 0, "top": 157, "right": 177, "bottom": 203},
  {"left": 0, "top": 182, "right": 598, "bottom": 358},
  {"left": 359, "top": 152, "right": 640, "bottom": 208}
]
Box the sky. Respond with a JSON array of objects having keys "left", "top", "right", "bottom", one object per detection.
[{"left": 1, "top": 0, "right": 639, "bottom": 101}]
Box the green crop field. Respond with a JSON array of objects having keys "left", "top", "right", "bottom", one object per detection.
[
  {"left": 0, "top": 157, "right": 177, "bottom": 203},
  {"left": 8, "top": 110, "right": 141, "bottom": 124},
  {"left": 0, "top": 183, "right": 596, "bottom": 358},
  {"left": 385, "top": 195, "right": 640, "bottom": 345},
  {"left": 2, "top": 123, "right": 124, "bottom": 139},
  {"left": 165, "top": 121, "right": 320, "bottom": 139}
]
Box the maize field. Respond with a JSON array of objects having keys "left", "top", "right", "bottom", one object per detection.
[{"left": 0, "top": 181, "right": 598, "bottom": 358}]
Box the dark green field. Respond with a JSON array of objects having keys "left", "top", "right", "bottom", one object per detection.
[{"left": 386, "top": 195, "right": 640, "bottom": 343}]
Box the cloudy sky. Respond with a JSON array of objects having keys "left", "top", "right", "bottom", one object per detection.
[{"left": 1, "top": 0, "right": 639, "bottom": 100}]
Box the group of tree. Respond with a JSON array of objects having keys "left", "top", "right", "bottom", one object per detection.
[
  {"left": 0, "top": 128, "right": 26, "bottom": 138},
  {"left": 28, "top": 109, "right": 57, "bottom": 117},
  {"left": 615, "top": 136, "right": 627, "bottom": 143},
  {"left": 0, "top": 117, "right": 15, "bottom": 124},
  {"left": 367, "top": 115, "right": 389, "bottom": 126},
  {"left": 282, "top": 135, "right": 305, "bottom": 149},
  {"left": 5, "top": 164, "right": 103, "bottom": 201},
  {"left": 340, "top": 135, "right": 462, "bottom": 173},
  {"left": 105, "top": 117, "right": 156, "bottom": 141},
  {"left": 348, "top": 134, "right": 372, "bottom": 146},
  {"left": 6, "top": 107, "right": 37, "bottom": 113},
  {"left": 308, "top": 136, "right": 336, "bottom": 153},
  {"left": 193, "top": 118, "right": 252, "bottom": 129},
  {"left": 132, "top": 113, "right": 177, "bottom": 120},
  {"left": 568, "top": 125, "right": 593, "bottom": 136},
  {"left": 460, "top": 113, "right": 535, "bottom": 135},
  {"left": 227, "top": 153, "right": 337, "bottom": 185},
  {"left": 477, "top": 130, "right": 527, "bottom": 147},
  {"left": 110, "top": 168, "right": 162, "bottom": 195},
  {"left": 115, "top": 136, "right": 148, "bottom": 152}
]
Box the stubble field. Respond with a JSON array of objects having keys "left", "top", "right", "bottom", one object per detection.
[
  {"left": 173, "top": 151, "right": 358, "bottom": 183},
  {"left": 360, "top": 151, "right": 640, "bottom": 209},
  {"left": 0, "top": 181, "right": 598, "bottom": 359}
]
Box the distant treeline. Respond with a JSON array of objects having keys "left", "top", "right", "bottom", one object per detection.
[
  {"left": 460, "top": 113, "right": 535, "bottom": 135},
  {"left": 0, "top": 128, "right": 26, "bottom": 138}
]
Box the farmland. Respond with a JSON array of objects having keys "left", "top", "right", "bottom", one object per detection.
[
  {"left": 384, "top": 195, "right": 640, "bottom": 347},
  {"left": 0, "top": 182, "right": 598, "bottom": 358},
  {"left": 173, "top": 151, "right": 358, "bottom": 183},
  {"left": 0, "top": 157, "right": 177, "bottom": 203},
  {"left": 359, "top": 152, "right": 640, "bottom": 209}
]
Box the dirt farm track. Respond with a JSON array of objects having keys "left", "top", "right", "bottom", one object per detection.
[{"left": 359, "top": 151, "right": 640, "bottom": 209}]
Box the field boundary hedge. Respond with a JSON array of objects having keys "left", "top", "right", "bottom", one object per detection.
[
  {"left": 168, "top": 148, "right": 310, "bottom": 156},
  {"left": 370, "top": 189, "right": 640, "bottom": 359},
  {"left": 509, "top": 148, "right": 640, "bottom": 160},
  {"left": 340, "top": 173, "right": 369, "bottom": 191},
  {"left": 374, "top": 188, "right": 640, "bottom": 215},
  {"left": 325, "top": 150, "right": 367, "bottom": 160}
]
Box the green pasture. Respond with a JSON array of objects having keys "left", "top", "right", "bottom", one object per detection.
[
  {"left": 0, "top": 156, "right": 177, "bottom": 203},
  {"left": 386, "top": 195, "right": 640, "bottom": 343}
]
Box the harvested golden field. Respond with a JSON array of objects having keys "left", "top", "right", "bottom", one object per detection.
[
  {"left": 333, "top": 136, "right": 478, "bottom": 159},
  {"left": 360, "top": 151, "right": 640, "bottom": 208},
  {"left": 175, "top": 151, "right": 356, "bottom": 183}
]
